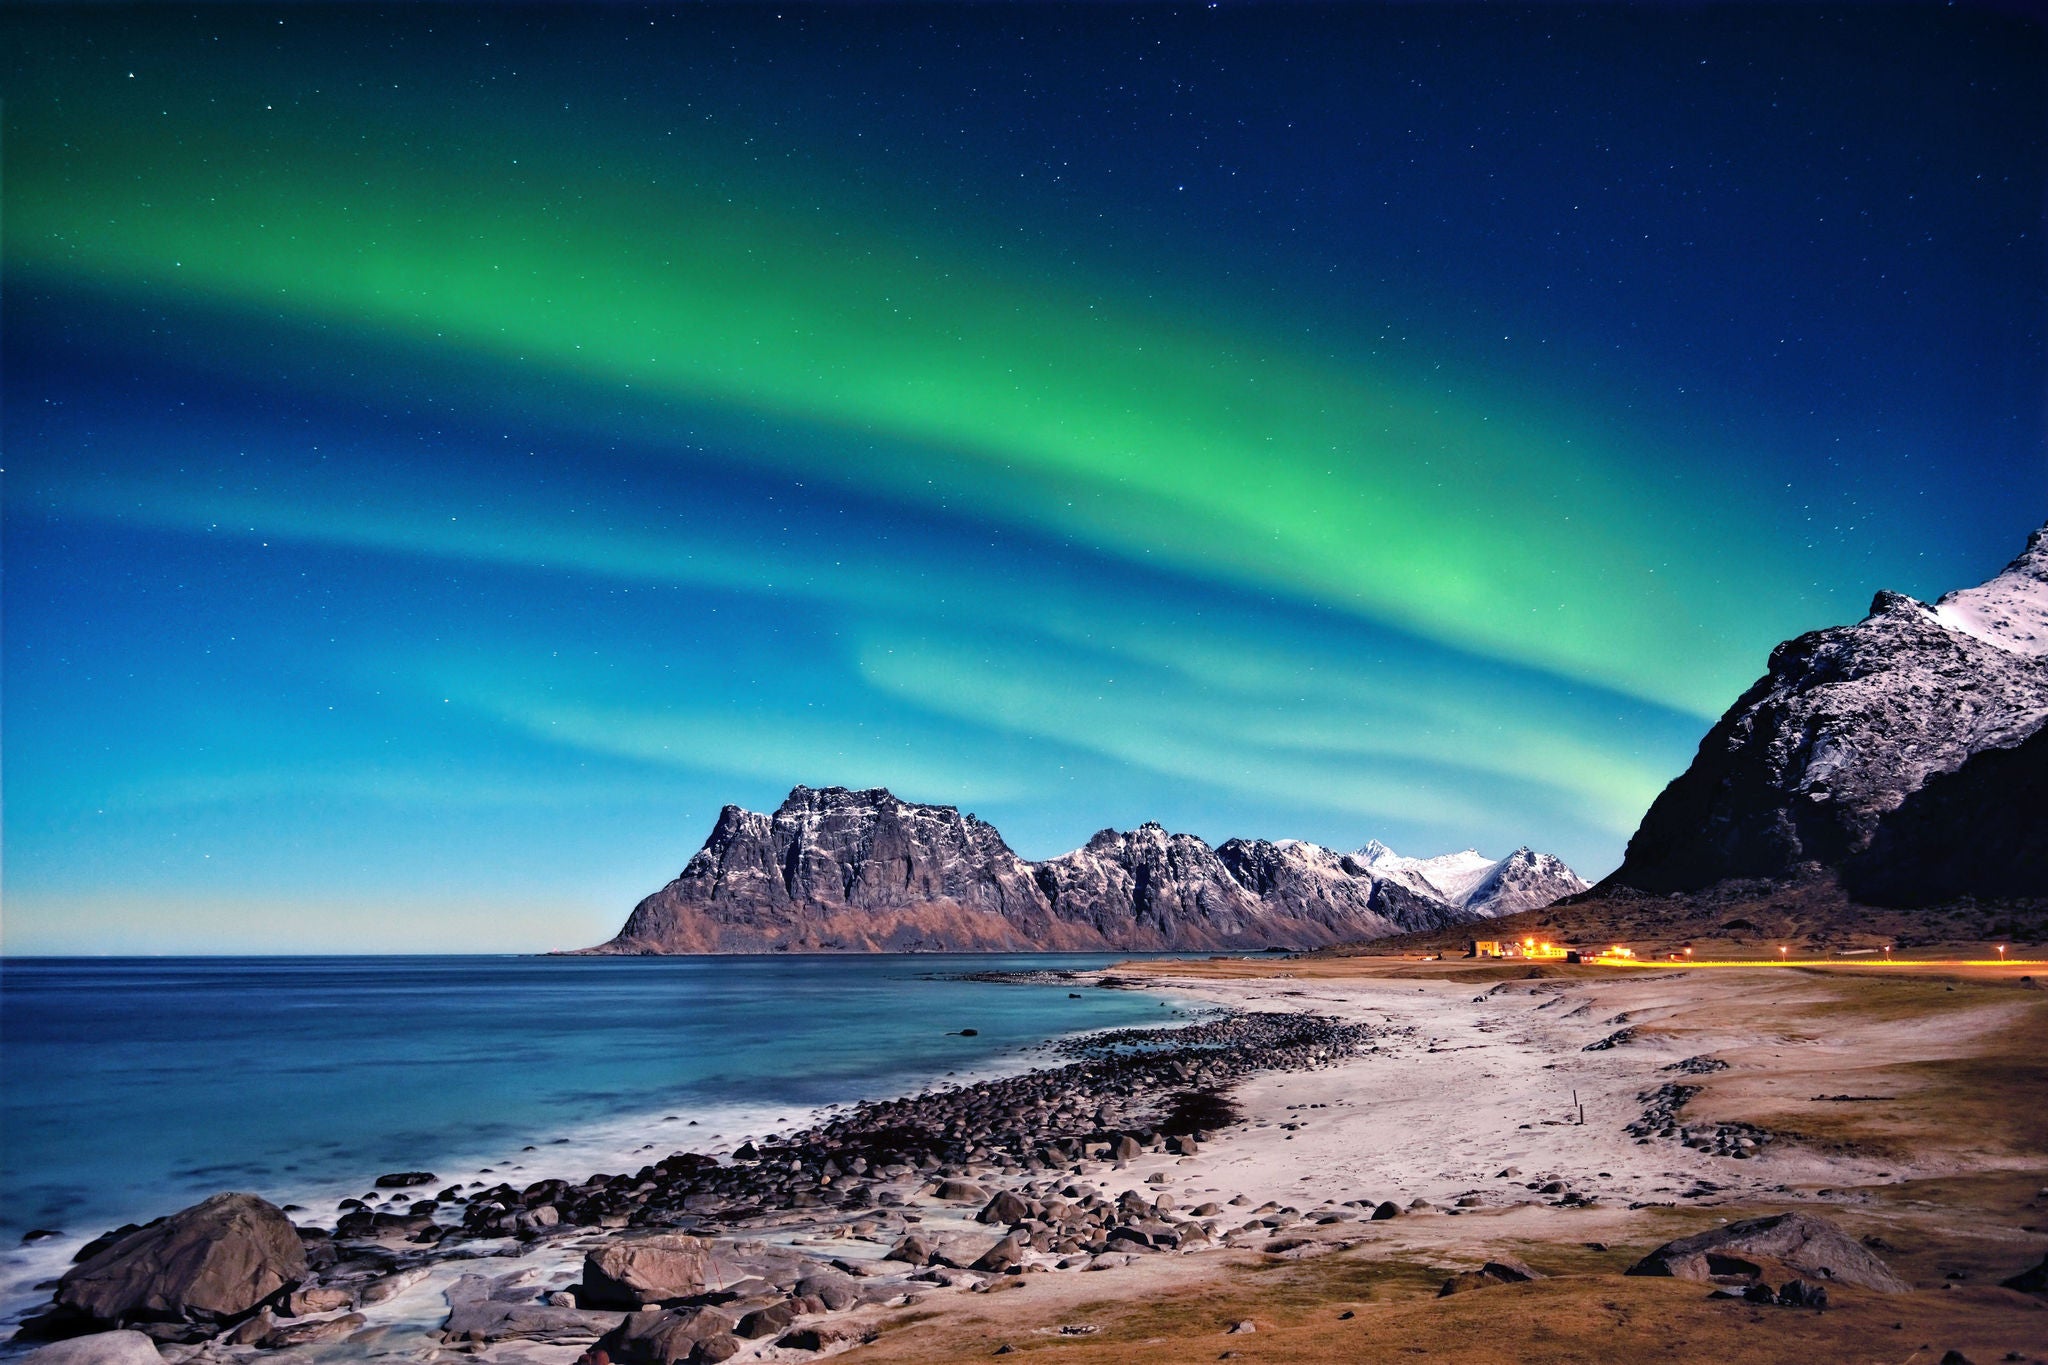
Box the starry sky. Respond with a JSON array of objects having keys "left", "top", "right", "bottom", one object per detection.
[{"left": 4, "top": 4, "right": 2043, "bottom": 953}]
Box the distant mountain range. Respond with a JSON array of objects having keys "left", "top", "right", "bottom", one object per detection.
[
  {"left": 1610, "top": 522, "right": 2048, "bottom": 904},
  {"left": 588, "top": 520, "right": 2048, "bottom": 954},
  {"left": 584, "top": 787, "right": 1588, "bottom": 953}
]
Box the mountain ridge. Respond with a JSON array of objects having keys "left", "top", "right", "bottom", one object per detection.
[{"left": 586, "top": 786, "right": 1588, "bottom": 954}]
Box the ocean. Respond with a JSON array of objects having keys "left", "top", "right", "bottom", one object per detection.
[{"left": 0, "top": 953, "right": 1192, "bottom": 1321}]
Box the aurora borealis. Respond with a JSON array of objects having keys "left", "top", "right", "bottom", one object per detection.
[{"left": 4, "top": 5, "right": 2043, "bottom": 952}]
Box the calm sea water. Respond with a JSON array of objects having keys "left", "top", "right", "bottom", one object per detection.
[{"left": 0, "top": 953, "right": 1189, "bottom": 1300}]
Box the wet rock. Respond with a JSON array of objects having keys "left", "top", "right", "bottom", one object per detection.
[
  {"left": 285, "top": 1286, "right": 354, "bottom": 1316},
  {"left": 594, "top": 1306, "right": 739, "bottom": 1365},
  {"left": 265, "top": 1312, "right": 367, "bottom": 1347},
  {"left": 581, "top": 1233, "right": 744, "bottom": 1309},
  {"left": 734, "top": 1303, "right": 797, "bottom": 1340},
  {"left": 1625, "top": 1212, "right": 1908, "bottom": 1292},
  {"left": 23, "top": 1331, "right": 165, "bottom": 1365},
  {"left": 356, "top": 1267, "right": 429, "bottom": 1305},
  {"left": 776, "top": 1325, "right": 848, "bottom": 1352},
  {"left": 444, "top": 1277, "right": 625, "bottom": 1345},
  {"left": 933, "top": 1179, "right": 991, "bottom": 1204},
  {"left": 55, "top": 1194, "right": 307, "bottom": 1330},
  {"left": 373, "top": 1172, "right": 437, "bottom": 1189},
  {"left": 977, "top": 1191, "right": 1033, "bottom": 1226},
  {"left": 1369, "top": 1202, "right": 1400, "bottom": 1221},
  {"left": 220, "top": 1311, "right": 278, "bottom": 1347}
]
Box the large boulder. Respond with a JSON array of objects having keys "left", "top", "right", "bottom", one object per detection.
[
  {"left": 976, "top": 1191, "right": 1033, "bottom": 1226},
  {"left": 1625, "top": 1212, "right": 1908, "bottom": 1292},
  {"left": 56, "top": 1194, "right": 308, "bottom": 1328},
  {"left": 22, "top": 1332, "right": 164, "bottom": 1365},
  {"left": 593, "top": 1305, "right": 738, "bottom": 1365},
  {"left": 579, "top": 1233, "right": 745, "bottom": 1309},
  {"left": 883, "top": 1234, "right": 937, "bottom": 1267}
]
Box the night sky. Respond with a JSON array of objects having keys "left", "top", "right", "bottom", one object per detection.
[{"left": 5, "top": 5, "right": 2043, "bottom": 952}]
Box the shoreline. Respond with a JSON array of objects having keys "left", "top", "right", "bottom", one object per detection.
[
  {"left": 6, "top": 967, "right": 1256, "bottom": 1351},
  {"left": 0, "top": 955, "right": 1202, "bottom": 1323},
  {"left": 16, "top": 970, "right": 1376, "bottom": 1358}
]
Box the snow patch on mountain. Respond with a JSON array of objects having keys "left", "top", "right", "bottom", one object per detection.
[{"left": 1931, "top": 525, "right": 2048, "bottom": 657}]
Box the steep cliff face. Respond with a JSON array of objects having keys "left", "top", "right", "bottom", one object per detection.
[
  {"left": 1214, "top": 839, "right": 1404, "bottom": 938},
  {"left": 606, "top": 787, "right": 1076, "bottom": 952},
  {"left": 592, "top": 788, "right": 1589, "bottom": 953},
  {"left": 1843, "top": 725, "right": 2048, "bottom": 906},
  {"left": 1611, "top": 524, "right": 2048, "bottom": 895}
]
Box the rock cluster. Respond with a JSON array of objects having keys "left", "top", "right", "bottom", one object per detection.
[
  {"left": 409, "top": 1012, "right": 1366, "bottom": 1249},
  {"left": 593, "top": 786, "right": 1586, "bottom": 953},
  {"left": 1436, "top": 1255, "right": 1543, "bottom": 1296},
  {"left": 1625, "top": 1083, "right": 1774, "bottom": 1159}
]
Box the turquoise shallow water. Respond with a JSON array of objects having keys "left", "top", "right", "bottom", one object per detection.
[{"left": 0, "top": 954, "right": 1189, "bottom": 1258}]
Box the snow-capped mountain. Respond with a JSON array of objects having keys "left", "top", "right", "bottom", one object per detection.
[
  {"left": 590, "top": 786, "right": 1588, "bottom": 953},
  {"left": 1610, "top": 522, "right": 2048, "bottom": 901}
]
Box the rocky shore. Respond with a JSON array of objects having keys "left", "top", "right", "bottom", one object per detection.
[{"left": 14, "top": 1006, "right": 1374, "bottom": 1365}]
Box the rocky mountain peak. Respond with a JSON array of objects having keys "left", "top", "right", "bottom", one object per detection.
[
  {"left": 1357, "top": 838, "right": 1398, "bottom": 864},
  {"left": 1611, "top": 521, "right": 2048, "bottom": 898}
]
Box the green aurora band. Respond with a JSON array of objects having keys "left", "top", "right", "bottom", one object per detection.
[{"left": 16, "top": 105, "right": 1804, "bottom": 718}]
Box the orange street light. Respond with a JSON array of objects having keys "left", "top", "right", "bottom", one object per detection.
[
  {"left": 1778, "top": 945, "right": 1787, "bottom": 958},
  {"left": 1997, "top": 944, "right": 2007, "bottom": 960}
]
